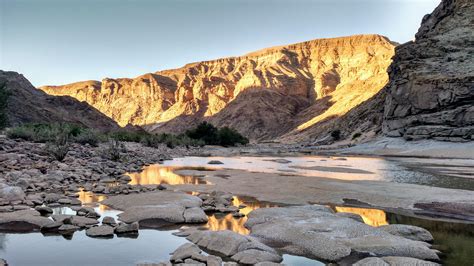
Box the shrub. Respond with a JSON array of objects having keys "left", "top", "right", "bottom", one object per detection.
[
  {"left": 185, "top": 122, "right": 248, "bottom": 147},
  {"left": 352, "top": 132, "right": 362, "bottom": 140},
  {"left": 45, "top": 132, "right": 70, "bottom": 161},
  {"left": 217, "top": 127, "right": 249, "bottom": 147},
  {"left": 73, "top": 130, "right": 101, "bottom": 146},
  {"left": 0, "top": 83, "right": 8, "bottom": 129},
  {"left": 331, "top": 129, "right": 341, "bottom": 140},
  {"left": 185, "top": 122, "right": 219, "bottom": 145},
  {"left": 102, "top": 139, "right": 126, "bottom": 161},
  {"left": 109, "top": 131, "right": 148, "bottom": 143}
]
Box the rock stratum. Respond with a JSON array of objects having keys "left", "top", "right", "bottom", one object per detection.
[
  {"left": 40, "top": 34, "right": 395, "bottom": 141},
  {"left": 383, "top": 0, "right": 474, "bottom": 141},
  {"left": 0, "top": 70, "right": 120, "bottom": 131}
]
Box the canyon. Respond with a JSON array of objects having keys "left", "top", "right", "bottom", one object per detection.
[{"left": 40, "top": 34, "right": 396, "bottom": 142}]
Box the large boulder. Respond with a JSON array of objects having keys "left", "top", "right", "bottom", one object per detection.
[
  {"left": 186, "top": 230, "right": 282, "bottom": 264},
  {"left": 245, "top": 205, "right": 439, "bottom": 262},
  {"left": 0, "top": 184, "right": 25, "bottom": 202},
  {"left": 379, "top": 224, "right": 433, "bottom": 242}
]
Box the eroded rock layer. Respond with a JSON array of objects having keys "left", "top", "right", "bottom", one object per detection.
[
  {"left": 40, "top": 34, "right": 395, "bottom": 140},
  {"left": 383, "top": 0, "right": 474, "bottom": 141}
]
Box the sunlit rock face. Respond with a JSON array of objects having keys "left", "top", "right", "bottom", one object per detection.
[
  {"left": 40, "top": 34, "right": 395, "bottom": 141},
  {"left": 383, "top": 0, "right": 474, "bottom": 141}
]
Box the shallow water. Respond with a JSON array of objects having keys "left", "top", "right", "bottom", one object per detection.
[
  {"left": 147, "top": 156, "right": 474, "bottom": 190},
  {"left": 1, "top": 155, "right": 473, "bottom": 265}
]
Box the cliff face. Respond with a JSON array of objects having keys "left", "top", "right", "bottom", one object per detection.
[
  {"left": 0, "top": 71, "right": 120, "bottom": 131},
  {"left": 383, "top": 0, "right": 474, "bottom": 141},
  {"left": 40, "top": 34, "right": 395, "bottom": 141}
]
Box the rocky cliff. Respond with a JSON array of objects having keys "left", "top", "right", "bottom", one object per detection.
[
  {"left": 0, "top": 71, "right": 121, "bottom": 131},
  {"left": 383, "top": 0, "right": 474, "bottom": 141},
  {"left": 40, "top": 34, "right": 395, "bottom": 141}
]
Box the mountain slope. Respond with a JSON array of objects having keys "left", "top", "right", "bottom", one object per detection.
[
  {"left": 40, "top": 34, "right": 395, "bottom": 141},
  {"left": 0, "top": 70, "right": 120, "bottom": 131}
]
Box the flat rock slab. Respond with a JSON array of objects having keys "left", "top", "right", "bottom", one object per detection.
[
  {"left": 354, "top": 256, "right": 440, "bottom": 266},
  {"left": 187, "top": 230, "right": 282, "bottom": 264},
  {"left": 102, "top": 191, "right": 206, "bottom": 227},
  {"left": 245, "top": 205, "right": 439, "bottom": 262},
  {"left": 101, "top": 191, "right": 202, "bottom": 210},
  {"left": 0, "top": 209, "right": 54, "bottom": 232},
  {"left": 86, "top": 225, "right": 114, "bottom": 237}
]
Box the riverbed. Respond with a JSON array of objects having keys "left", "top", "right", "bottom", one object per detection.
[{"left": 1, "top": 155, "right": 473, "bottom": 265}]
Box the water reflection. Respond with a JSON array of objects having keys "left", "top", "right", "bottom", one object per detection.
[
  {"left": 205, "top": 196, "right": 278, "bottom": 234},
  {"left": 127, "top": 166, "right": 212, "bottom": 186},
  {"left": 77, "top": 189, "right": 110, "bottom": 212},
  {"left": 158, "top": 156, "right": 474, "bottom": 190},
  {"left": 334, "top": 206, "right": 388, "bottom": 226}
]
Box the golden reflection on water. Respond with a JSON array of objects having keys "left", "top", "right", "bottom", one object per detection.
[
  {"left": 205, "top": 196, "right": 277, "bottom": 235},
  {"left": 127, "top": 165, "right": 211, "bottom": 186},
  {"left": 77, "top": 189, "right": 110, "bottom": 211},
  {"left": 335, "top": 206, "right": 388, "bottom": 226}
]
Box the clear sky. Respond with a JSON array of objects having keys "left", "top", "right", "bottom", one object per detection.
[{"left": 1, "top": 0, "right": 440, "bottom": 87}]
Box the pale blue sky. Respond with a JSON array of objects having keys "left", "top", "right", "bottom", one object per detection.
[{"left": 1, "top": 0, "right": 440, "bottom": 86}]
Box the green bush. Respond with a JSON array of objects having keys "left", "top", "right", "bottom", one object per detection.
[
  {"left": 108, "top": 130, "right": 148, "bottom": 143},
  {"left": 185, "top": 121, "right": 219, "bottom": 145},
  {"left": 185, "top": 122, "right": 248, "bottom": 147},
  {"left": 73, "top": 130, "right": 102, "bottom": 146},
  {"left": 217, "top": 127, "right": 249, "bottom": 147},
  {"left": 0, "top": 83, "right": 8, "bottom": 129}
]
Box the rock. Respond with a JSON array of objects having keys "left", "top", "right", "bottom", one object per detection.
[
  {"left": 34, "top": 206, "right": 53, "bottom": 216},
  {"left": 86, "top": 225, "right": 114, "bottom": 238},
  {"left": 118, "top": 204, "right": 186, "bottom": 227},
  {"left": 0, "top": 184, "right": 25, "bottom": 202},
  {"left": 383, "top": 0, "right": 474, "bottom": 141},
  {"left": 102, "top": 191, "right": 203, "bottom": 227},
  {"left": 208, "top": 160, "right": 224, "bottom": 165},
  {"left": 102, "top": 216, "right": 117, "bottom": 226},
  {"left": 115, "top": 222, "right": 139, "bottom": 234},
  {"left": 183, "top": 207, "right": 208, "bottom": 223},
  {"left": 379, "top": 224, "right": 434, "bottom": 242},
  {"left": 245, "top": 205, "right": 439, "bottom": 262},
  {"left": 44, "top": 193, "right": 62, "bottom": 203},
  {"left": 186, "top": 230, "right": 281, "bottom": 262},
  {"left": 58, "top": 198, "right": 72, "bottom": 205},
  {"left": 0, "top": 209, "right": 54, "bottom": 232},
  {"left": 58, "top": 224, "right": 80, "bottom": 233},
  {"left": 381, "top": 256, "right": 440, "bottom": 266},
  {"left": 52, "top": 215, "right": 99, "bottom": 227},
  {"left": 40, "top": 221, "right": 63, "bottom": 231},
  {"left": 231, "top": 249, "right": 283, "bottom": 264},
  {"left": 353, "top": 257, "right": 389, "bottom": 266},
  {"left": 336, "top": 212, "right": 364, "bottom": 223},
  {"left": 170, "top": 243, "right": 202, "bottom": 262}
]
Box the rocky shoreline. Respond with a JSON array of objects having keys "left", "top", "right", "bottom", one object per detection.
[{"left": 0, "top": 136, "right": 471, "bottom": 265}]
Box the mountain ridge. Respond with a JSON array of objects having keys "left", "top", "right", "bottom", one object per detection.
[{"left": 40, "top": 34, "right": 395, "bottom": 141}]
